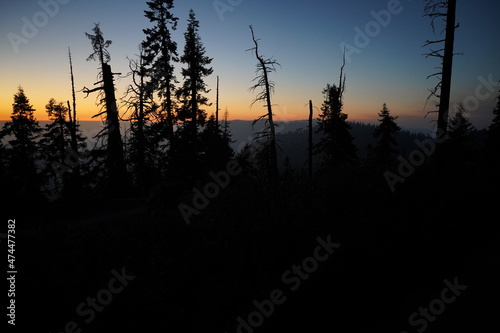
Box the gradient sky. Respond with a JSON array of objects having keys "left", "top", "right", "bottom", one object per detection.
[{"left": 1, "top": 0, "right": 499, "bottom": 131}]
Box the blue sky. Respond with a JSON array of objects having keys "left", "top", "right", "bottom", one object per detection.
[{"left": 0, "top": 0, "right": 499, "bottom": 131}]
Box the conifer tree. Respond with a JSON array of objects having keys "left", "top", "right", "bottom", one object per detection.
[
  {"left": 170, "top": 9, "right": 213, "bottom": 184},
  {"left": 40, "top": 99, "right": 86, "bottom": 199},
  {"left": 0, "top": 87, "right": 43, "bottom": 200},
  {"left": 373, "top": 103, "right": 401, "bottom": 166},
  {"left": 486, "top": 90, "right": 500, "bottom": 160},
  {"left": 200, "top": 114, "right": 233, "bottom": 171},
  {"left": 142, "top": 0, "right": 179, "bottom": 142},
  {"left": 177, "top": 9, "right": 213, "bottom": 132},
  {"left": 316, "top": 63, "right": 357, "bottom": 169},
  {"left": 447, "top": 104, "right": 476, "bottom": 163}
]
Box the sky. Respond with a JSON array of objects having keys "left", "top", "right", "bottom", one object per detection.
[{"left": 0, "top": 0, "right": 499, "bottom": 132}]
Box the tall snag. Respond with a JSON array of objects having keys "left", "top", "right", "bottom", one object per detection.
[
  {"left": 424, "top": 0, "right": 458, "bottom": 167},
  {"left": 122, "top": 47, "right": 159, "bottom": 192},
  {"left": 83, "top": 23, "right": 128, "bottom": 194},
  {"left": 247, "top": 25, "right": 280, "bottom": 181},
  {"left": 308, "top": 100, "right": 314, "bottom": 177}
]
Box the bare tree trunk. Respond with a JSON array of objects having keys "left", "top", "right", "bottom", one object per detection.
[
  {"left": 67, "top": 48, "right": 78, "bottom": 152},
  {"left": 67, "top": 48, "right": 82, "bottom": 198},
  {"left": 216, "top": 75, "right": 219, "bottom": 126},
  {"left": 436, "top": 0, "right": 456, "bottom": 166},
  {"left": 103, "top": 63, "right": 128, "bottom": 193},
  {"left": 308, "top": 100, "right": 313, "bottom": 177},
  {"left": 249, "top": 26, "right": 278, "bottom": 180},
  {"left": 261, "top": 64, "right": 277, "bottom": 179}
]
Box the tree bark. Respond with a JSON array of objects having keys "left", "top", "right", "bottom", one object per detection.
[
  {"left": 103, "top": 63, "right": 128, "bottom": 193},
  {"left": 435, "top": 0, "right": 457, "bottom": 169}
]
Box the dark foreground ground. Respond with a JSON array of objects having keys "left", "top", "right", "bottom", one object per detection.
[{"left": 11, "top": 163, "right": 500, "bottom": 332}]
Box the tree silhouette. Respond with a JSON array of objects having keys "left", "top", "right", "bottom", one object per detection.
[
  {"left": 485, "top": 90, "right": 500, "bottom": 165},
  {"left": 142, "top": 0, "right": 179, "bottom": 142},
  {"left": 84, "top": 23, "right": 128, "bottom": 194},
  {"left": 446, "top": 104, "right": 476, "bottom": 165},
  {"left": 200, "top": 114, "right": 234, "bottom": 172},
  {"left": 316, "top": 61, "right": 357, "bottom": 170},
  {"left": 40, "top": 99, "right": 86, "bottom": 199},
  {"left": 372, "top": 103, "right": 401, "bottom": 166},
  {"left": 67, "top": 47, "right": 79, "bottom": 154},
  {"left": 122, "top": 48, "right": 161, "bottom": 193},
  {"left": 424, "top": 0, "right": 458, "bottom": 167},
  {"left": 166, "top": 9, "right": 213, "bottom": 184},
  {"left": 66, "top": 47, "right": 84, "bottom": 198},
  {"left": 308, "top": 100, "right": 314, "bottom": 177},
  {"left": 176, "top": 9, "right": 213, "bottom": 131},
  {"left": 222, "top": 107, "right": 230, "bottom": 138},
  {"left": 0, "top": 87, "right": 43, "bottom": 201},
  {"left": 247, "top": 25, "right": 280, "bottom": 181}
]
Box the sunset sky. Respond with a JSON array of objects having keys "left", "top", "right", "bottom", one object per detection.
[{"left": 1, "top": 0, "right": 499, "bottom": 131}]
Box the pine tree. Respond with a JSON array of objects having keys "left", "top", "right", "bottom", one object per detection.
[
  {"left": 200, "top": 114, "right": 233, "bottom": 172},
  {"left": 40, "top": 99, "right": 86, "bottom": 199},
  {"left": 316, "top": 79, "right": 357, "bottom": 169},
  {"left": 222, "top": 107, "right": 230, "bottom": 138},
  {"left": 169, "top": 9, "right": 213, "bottom": 184},
  {"left": 142, "top": 0, "right": 179, "bottom": 142},
  {"left": 447, "top": 104, "right": 476, "bottom": 163},
  {"left": 176, "top": 9, "right": 213, "bottom": 132},
  {"left": 486, "top": 90, "right": 500, "bottom": 159},
  {"left": 373, "top": 103, "right": 401, "bottom": 166},
  {"left": 0, "top": 87, "right": 43, "bottom": 201}
]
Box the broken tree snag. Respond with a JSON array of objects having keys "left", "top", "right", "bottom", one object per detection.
[
  {"left": 424, "top": 0, "right": 458, "bottom": 170},
  {"left": 84, "top": 23, "right": 128, "bottom": 194},
  {"left": 309, "top": 100, "right": 313, "bottom": 178},
  {"left": 248, "top": 25, "right": 280, "bottom": 182},
  {"left": 102, "top": 62, "right": 128, "bottom": 192}
]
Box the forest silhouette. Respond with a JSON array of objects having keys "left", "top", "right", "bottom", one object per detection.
[{"left": 1, "top": 0, "right": 499, "bottom": 332}]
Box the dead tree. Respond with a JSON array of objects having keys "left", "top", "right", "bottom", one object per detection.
[
  {"left": 308, "top": 100, "right": 313, "bottom": 177},
  {"left": 216, "top": 75, "right": 220, "bottom": 126},
  {"left": 248, "top": 25, "right": 280, "bottom": 181},
  {"left": 83, "top": 23, "right": 128, "bottom": 194},
  {"left": 64, "top": 47, "right": 84, "bottom": 197},
  {"left": 67, "top": 47, "right": 78, "bottom": 153},
  {"left": 424, "top": 0, "right": 458, "bottom": 167},
  {"left": 122, "top": 48, "right": 157, "bottom": 192}
]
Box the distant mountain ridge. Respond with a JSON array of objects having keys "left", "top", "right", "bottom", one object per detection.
[
  {"left": 0, "top": 120, "right": 431, "bottom": 171},
  {"left": 227, "top": 119, "right": 430, "bottom": 170}
]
